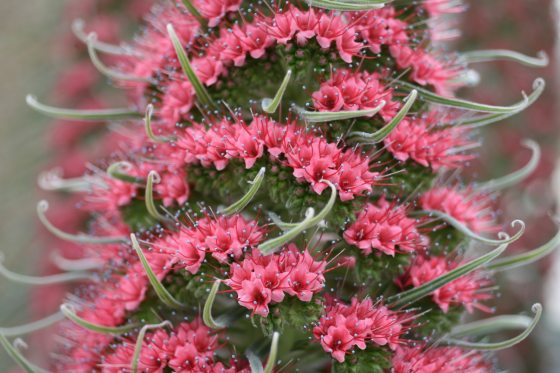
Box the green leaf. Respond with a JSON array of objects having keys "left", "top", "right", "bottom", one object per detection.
[
  {"left": 26, "top": 95, "right": 141, "bottom": 121},
  {"left": 262, "top": 70, "right": 292, "bottom": 114},
  {"left": 0, "top": 334, "right": 49, "bottom": 373},
  {"left": 420, "top": 210, "right": 525, "bottom": 246},
  {"left": 349, "top": 90, "right": 417, "bottom": 143},
  {"left": 258, "top": 181, "right": 337, "bottom": 255},
  {"left": 107, "top": 161, "right": 145, "bottom": 184},
  {"left": 60, "top": 304, "right": 139, "bottom": 335},
  {"left": 180, "top": 0, "right": 207, "bottom": 27},
  {"left": 463, "top": 49, "right": 548, "bottom": 68},
  {"left": 37, "top": 200, "right": 127, "bottom": 244},
  {"left": 219, "top": 167, "right": 266, "bottom": 215},
  {"left": 264, "top": 332, "right": 280, "bottom": 373},
  {"left": 298, "top": 101, "right": 386, "bottom": 123},
  {"left": 306, "top": 0, "right": 386, "bottom": 11},
  {"left": 203, "top": 279, "right": 227, "bottom": 329},
  {"left": 448, "top": 314, "right": 533, "bottom": 338},
  {"left": 388, "top": 243, "right": 509, "bottom": 308},
  {"left": 130, "top": 234, "right": 186, "bottom": 309},
  {"left": 167, "top": 24, "right": 215, "bottom": 108},
  {"left": 444, "top": 303, "right": 542, "bottom": 350},
  {"left": 132, "top": 321, "right": 172, "bottom": 372},
  {"left": 460, "top": 78, "right": 545, "bottom": 128},
  {"left": 246, "top": 350, "right": 265, "bottom": 373},
  {"left": 144, "top": 104, "right": 174, "bottom": 143},
  {"left": 0, "top": 254, "right": 93, "bottom": 285},
  {"left": 476, "top": 140, "right": 540, "bottom": 192},
  {"left": 397, "top": 80, "right": 532, "bottom": 113},
  {"left": 87, "top": 33, "right": 151, "bottom": 82},
  {"left": 72, "top": 18, "right": 137, "bottom": 56},
  {"left": 487, "top": 228, "right": 560, "bottom": 271},
  {"left": 145, "top": 171, "right": 169, "bottom": 221},
  {"left": 0, "top": 312, "right": 64, "bottom": 337}
]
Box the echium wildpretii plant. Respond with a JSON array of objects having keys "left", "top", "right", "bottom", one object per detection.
[{"left": 1, "top": 0, "right": 557, "bottom": 372}]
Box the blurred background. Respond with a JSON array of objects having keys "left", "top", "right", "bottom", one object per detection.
[{"left": 0, "top": 0, "right": 558, "bottom": 371}]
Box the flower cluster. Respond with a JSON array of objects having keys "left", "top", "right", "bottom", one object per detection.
[
  {"left": 313, "top": 297, "right": 407, "bottom": 363},
  {"left": 225, "top": 246, "right": 326, "bottom": 316},
  {"left": 343, "top": 197, "right": 426, "bottom": 256}
]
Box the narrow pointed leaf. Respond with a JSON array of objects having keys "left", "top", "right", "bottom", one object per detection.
[
  {"left": 259, "top": 181, "right": 337, "bottom": 254},
  {"left": 262, "top": 70, "right": 292, "bottom": 114},
  {"left": 445, "top": 304, "right": 542, "bottom": 351},
  {"left": 180, "top": 0, "right": 207, "bottom": 27},
  {"left": 72, "top": 19, "right": 137, "bottom": 56},
  {"left": 107, "top": 161, "right": 145, "bottom": 184},
  {"left": 264, "top": 332, "right": 280, "bottom": 373},
  {"left": 167, "top": 24, "right": 215, "bottom": 108},
  {"left": 246, "top": 350, "right": 264, "bottom": 373},
  {"left": 397, "top": 81, "right": 531, "bottom": 113},
  {"left": 388, "top": 243, "right": 509, "bottom": 307},
  {"left": 132, "top": 321, "right": 172, "bottom": 372},
  {"left": 0, "top": 334, "right": 49, "bottom": 373},
  {"left": 487, "top": 228, "right": 560, "bottom": 271},
  {"left": 0, "top": 312, "right": 64, "bottom": 337},
  {"left": 448, "top": 314, "right": 533, "bottom": 338},
  {"left": 476, "top": 140, "right": 540, "bottom": 192},
  {"left": 144, "top": 104, "right": 173, "bottom": 143},
  {"left": 131, "top": 234, "right": 186, "bottom": 309},
  {"left": 0, "top": 255, "right": 93, "bottom": 285},
  {"left": 26, "top": 95, "right": 141, "bottom": 121},
  {"left": 87, "top": 34, "right": 151, "bottom": 82},
  {"left": 307, "top": 0, "right": 386, "bottom": 11},
  {"left": 50, "top": 252, "right": 103, "bottom": 272},
  {"left": 349, "top": 90, "right": 417, "bottom": 143},
  {"left": 463, "top": 49, "right": 548, "bottom": 68},
  {"left": 460, "top": 78, "right": 545, "bottom": 128},
  {"left": 60, "top": 304, "right": 139, "bottom": 334},
  {"left": 421, "top": 210, "right": 525, "bottom": 246},
  {"left": 219, "top": 167, "right": 265, "bottom": 216},
  {"left": 299, "top": 101, "right": 385, "bottom": 123},
  {"left": 203, "top": 279, "right": 227, "bottom": 329},
  {"left": 38, "top": 169, "right": 92, "bottom": 192},
  {"left": 37, "top": 201, "right": 127, "bottom": 244},
  {"left": 145, "top": 171, "right": 169, "bottom": 221}
]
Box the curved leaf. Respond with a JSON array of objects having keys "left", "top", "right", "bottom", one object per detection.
[
  {"left": 0, "top": 334, "right": 49, "bottom": 373},
  {"left": 298, "top": 101, "right": 386, "bottom": 123},
  {"left": 132, "top": 321, "right": 172, "bottom": 372},
  {"left": 145, "top": 171, "right": 169, "bottom": 221},
  {"left": 0, "top": 254, "right": 93, "bottom": 285},
  {"left": 306, "top": 0, "right": 386, "bottom": 10},
  {"left": 262, "top": 70, "right": 292, "bottom": 114},
  {"left": 60, "top": 304, "right": 139, "bottom": 335},
  {"left": 203, "top": 279, "right": 227, "bottom": 329},
  {"left": 463, "top": 49, "right": 548, "bottom": 68},
  {"left": 219, "top": 167, "right": 266, "bottom": 216},
  {"left": 0, "top": 312, "right": 64, "bottom": 337}
]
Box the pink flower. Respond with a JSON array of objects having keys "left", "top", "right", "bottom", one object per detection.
[
  {"left": 233, "top": 21, "right": 275, "bottom": 59},
  {"left": 160, "top": 80, "right": 195, "bottom": 124},
  {"left": 194, "top": 0, "right": 243, "bottom": 28},
  {"left": 237, "top": 279, "right": 273, "bottom": 317},
  {"left": 343, "top": 197, "right": 427, "bottom": 256},
  {"left": 315, "top": 13, "right": 347, "bottom": 49},
  {"left": 154, "top": 169, "right": 190, "bottom": 207},
  {"left": 311, "top": 85, "right": 345, "bottom": 111},
  {"left": 336, "top": 29, "right": 363, "bottom": 63},
  {"left": 192, "top": 56, "right": 224, "bottom": 86},
  {"left": 290, "top": 7, "right": 319, "bottom": 44},
  {"left": 266, "top": 11, "right": 297, "bottom": 45}
]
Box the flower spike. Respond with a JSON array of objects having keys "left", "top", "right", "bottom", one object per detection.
[
  {"left": 349, "top": 90, "right": 418, "bottom": 143},
  {"left": 130, "top": 234, "right": 186, "bottom": 309},
  {"left": 388, "top": 242, "right": 510, "bottom": 308},
  {"left": 463, "top": 49, "right": 549, "bottom": 68},
  {"left": 476, "top": 139, "right": 541, "bottom": 192},
  {"left": 0, "top": 334, "right": 50, "bottom": 373},
  {"left": 167, "top": 23, "right": 215, "bottom": 109},
  {"left": 219, "top": 167, "right": 266, "bottom": 216},
  {"left": 461, "top": 78, "right": 546, "bottom": 128},
  {"left": 487, "top": 227, "right": 560, "bottom": 271},
  {"left": 87, "top": 33, "right": 152, "bottom": 83},
  {"left": 26, "top": 95, "right": 141, "bottom": 121},
  {"left": 259, "top": 181, "right": 337, "bottom": 255},
  {"left": 0, "top": 311, "right": 64, "bottom": 337},
  {"left": 0, "top": 253, "right": 94, "bottom": 285},
  {"left": 397, "top": 80, "right": 532, "bottom": 113},
  {"left": 444, "top": 304, "right": 542, "bottom": 351},
  {"left": 37, "top": 201, "right": 127, "bottom": 244},
  {"left": 131, "top": 321, "right": 172, "bottom": 373},
  {"left": 306, "top": 0, "right": 386, "bottom": 11},
  {"left": 144, "top": 104, "right": 174, "bottom": 143},
  {"left": 60, "top": 304, "right": 140, "bottom": 334},
  {"left": 203, "top": 279, "right": 227, "bottom": 329},
  {"left": 298, "top": 101, "right": 386, "bottom": 123},
  {"left": 262, "top": 70, "right": 292, "bottom": 114},
  {"left": 107, "top": 161, "right": 145, "bottom": 184},
  {"left": 72, "top": 19, "right": 138, "bottom": 56},
  {"left": 145, "top": 171, "right": 169, "bottom": 222},
  {"left": 421, "top": 210, "right": 525, "bottom": 246}
]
